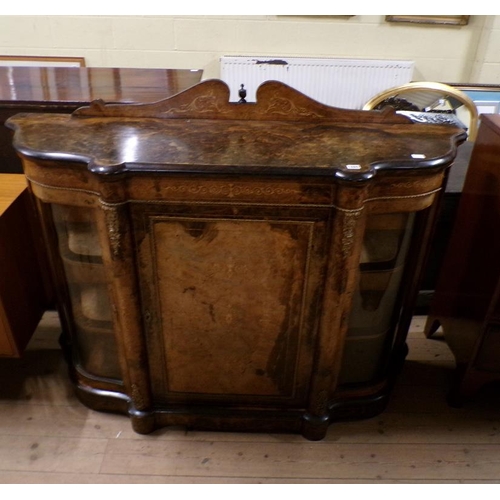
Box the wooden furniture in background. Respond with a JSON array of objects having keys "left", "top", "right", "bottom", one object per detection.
[
  {"left": 0, "top": 66, "right": 203, "bottom": 174},
  {"left": 0, "top": 174, "right": 53, "bottom": 357},
  {"left": 426, "top": 114, "right": 500, "bottom": 403},
  {"left": 0, "top": 55, "right": 86, "bottom": 67},
  {"left": 7, "top": 80, "right": 465, "bottom": 440}
]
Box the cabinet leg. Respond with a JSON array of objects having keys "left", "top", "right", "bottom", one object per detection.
[
  {"left": 301, "top": 413, "right": 329, "bottom": 441},
  {"left": 129, "top": 406, "right": 156, "bottom": 434}
]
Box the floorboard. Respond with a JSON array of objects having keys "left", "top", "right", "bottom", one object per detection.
[{"left": 1, "top": 312, "right": 499, "bottom": 484}]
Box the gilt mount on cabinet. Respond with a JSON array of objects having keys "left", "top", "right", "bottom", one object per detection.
[{"left": 7, "top": 79, "right": 466, "bottom": 440}]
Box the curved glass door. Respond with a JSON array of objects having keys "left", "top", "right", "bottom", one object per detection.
[
  {"left": 51, "top": 204, "right": 121, "bottom": 381},
  {"left": 340, "top": 212, "right": 415, "bottom": 385}
]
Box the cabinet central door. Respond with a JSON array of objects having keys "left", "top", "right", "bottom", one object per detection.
[{"left": 133, "top": 205, "right": 328, "bottom": 408}]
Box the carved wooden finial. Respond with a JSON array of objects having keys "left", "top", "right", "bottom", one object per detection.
[{"left": 238, "top": 84, "right": 247, "bottom": 104}]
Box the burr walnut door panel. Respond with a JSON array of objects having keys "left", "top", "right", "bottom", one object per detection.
[{"left": 132, "top": 204, "right": 331, "bottom": 408}]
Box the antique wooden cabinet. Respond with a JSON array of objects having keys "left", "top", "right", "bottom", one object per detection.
[{"left": 7, "top": 80, "right": 465, "bottom": 440}]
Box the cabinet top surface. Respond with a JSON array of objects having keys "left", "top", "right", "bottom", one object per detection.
[{"left": 7, "top": 80, "right": 466, "bottom": 179}]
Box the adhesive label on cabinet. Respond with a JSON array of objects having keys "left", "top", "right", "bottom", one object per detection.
[
  {"left": 346, "top": 164, "right": 362, "bottom": 170},
  {"left": 411, "top": 154, "right": 426, "bottom": 159}
]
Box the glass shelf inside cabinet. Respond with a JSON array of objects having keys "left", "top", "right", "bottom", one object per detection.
[
  {"left": 340, "top": 212, "right": 415, "bottom": 385},
  {"left": 51, "top": 204, "right": 121, "bottom": 381}
]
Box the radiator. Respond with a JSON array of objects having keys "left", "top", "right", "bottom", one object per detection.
[{"left": 220, "top": 56, "right": 414, "bottom": 109}]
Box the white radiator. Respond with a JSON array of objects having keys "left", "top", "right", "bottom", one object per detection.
[{"left": 220, "top": 56, "right": 414, "bottom": 109}]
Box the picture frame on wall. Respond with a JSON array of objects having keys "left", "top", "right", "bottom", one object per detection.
[
  {"left": 0, "top": 55, "right": 86, "bottom": 67},
  {"left": 386, "top": 16, "right": 470, "bottom": 26},
  {"left": 451, "top": 84, "right": 500, "bottom": 116}
]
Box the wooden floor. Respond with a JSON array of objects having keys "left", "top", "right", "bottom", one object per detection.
[{"left": 1, "top": 312, "right": 499, "bottom": 484}]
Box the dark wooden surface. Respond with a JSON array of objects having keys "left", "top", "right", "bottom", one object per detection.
[
  {"left": 0, "top": 66, "right": 203, "bottom": 174},
  {"left": 427, "top": 114, "right": 500, "bottom": 401},
  {"left": 9, "top": 80, "right": 465, "bottom": 440}
]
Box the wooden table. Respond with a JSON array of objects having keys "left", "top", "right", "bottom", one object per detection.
[{"left": 0, "top": 174, "right": 52, "bottom": 356}]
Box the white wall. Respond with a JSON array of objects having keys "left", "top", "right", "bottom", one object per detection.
[{"left": 0, "top": 15, "right": 499, "bottom": 84}]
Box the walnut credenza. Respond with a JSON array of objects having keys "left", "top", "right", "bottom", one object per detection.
[{"left": 7, "top": 80, "right": 465, "bottom": 440}]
